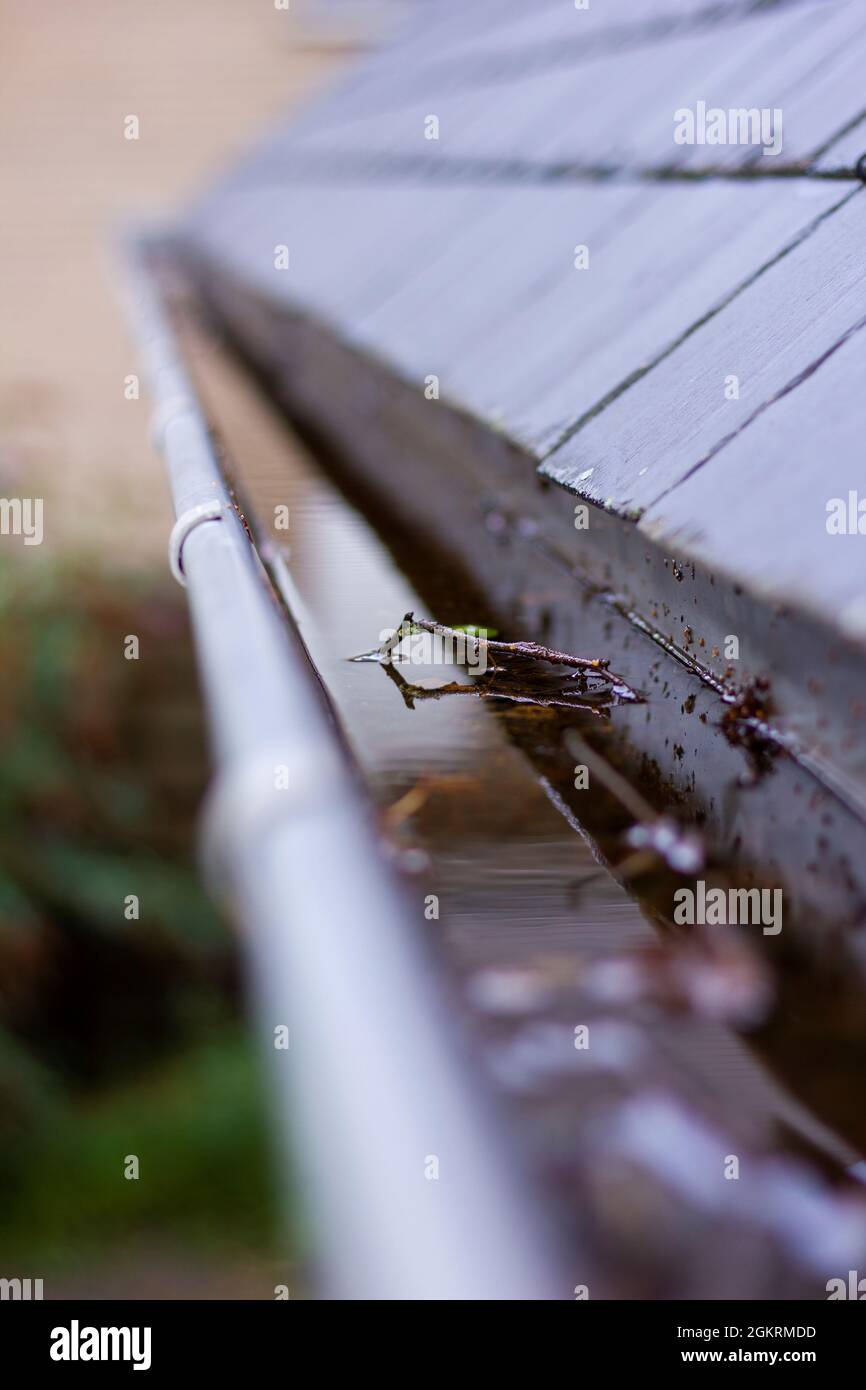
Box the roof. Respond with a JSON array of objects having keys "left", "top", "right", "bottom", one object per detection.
[{"left": 178, "top": 0, "right": 866, "bottom": 806}]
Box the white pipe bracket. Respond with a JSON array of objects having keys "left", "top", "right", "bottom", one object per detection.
[{"left": 168, "top": 499, "right": 226, "bottom": 586}]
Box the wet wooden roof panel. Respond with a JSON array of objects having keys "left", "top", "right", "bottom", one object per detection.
[
  {"left": 639, "top": 315, "right": 866, "bottom": 636},
  {"left": 278, "top": 0, "right": 866, "bottom": 173},
  {"left": 541, "top": 185, "right": 865, "bottom": 507},
  {"left": 182, "top": 0, "right": 866, "bottom": 658}
]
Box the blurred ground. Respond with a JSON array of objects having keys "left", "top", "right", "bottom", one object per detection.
[{"left": 0, "top": 0, "right": 350, "bottom": 565}]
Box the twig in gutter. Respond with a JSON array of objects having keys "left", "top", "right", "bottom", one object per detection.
[
  {"left": 405, "top": 614, "right": 617, "bottom": 675},
  {"left": 351, "top": 611, "right": 642, "bottom": 705},
  {"left": 381, "top": 661, "right": 612, "bottom": 717}
]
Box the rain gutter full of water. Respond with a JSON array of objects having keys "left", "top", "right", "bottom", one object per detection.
[{"left": 121, "top": 237, "right": 566, "bottom": 1301}]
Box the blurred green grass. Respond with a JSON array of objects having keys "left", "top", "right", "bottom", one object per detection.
[
  {"left": 0, "top": 1030, "right": 278, "bottom": 1268},
  {"left": 0, "top": 557, "right": 283, "bottom": 1281}
]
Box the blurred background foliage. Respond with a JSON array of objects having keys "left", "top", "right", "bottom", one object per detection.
[
  {"left": 0, "top": 557, "right": 283, "bottom": 1291},
  {"left": 0, "top": 0, "right": 355, "bottom": 1297}
]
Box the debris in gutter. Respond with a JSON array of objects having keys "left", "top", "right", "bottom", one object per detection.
[
  {"left": 350, "top": 611, "right": 642, "bottom": 712},
  {"left": 720, "top": 675, "right": 781, "bottom": 779}
]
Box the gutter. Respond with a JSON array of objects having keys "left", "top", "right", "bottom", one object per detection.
[
  {"left": 179, "top": 277, "right": 866, "bottom": 959},
  {"left": 121, "top": 237, "right": 566, "bottom": 1300}
]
